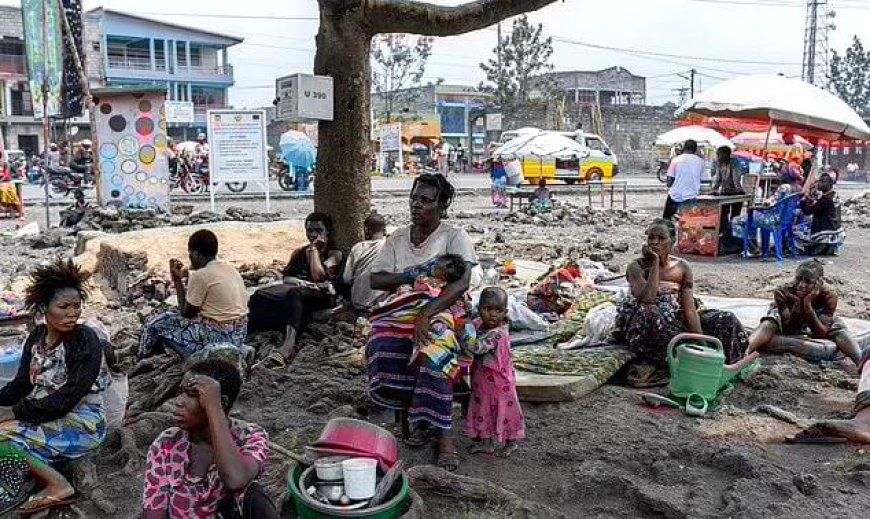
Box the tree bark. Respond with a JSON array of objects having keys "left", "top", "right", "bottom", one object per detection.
[
  {"left": 315, "top": 0, "right": 561, "bottom": 249},
  {"left": 314, "top": 3, "right": 375, "bottom": 250}
]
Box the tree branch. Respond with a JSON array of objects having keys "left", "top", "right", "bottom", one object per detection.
[{"left": 367, "top": 0, "right": 562, "bottom": 36}]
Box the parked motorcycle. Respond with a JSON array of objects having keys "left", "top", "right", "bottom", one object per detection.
[
  {"left": 177, "top": 156, "right": 247, "bottom": 194},
  {"left": 656, "top": 159, "right": 669, "bottom": 183},
  {"left": 48, "top": 167, "right": 92, "bottom": 198}
]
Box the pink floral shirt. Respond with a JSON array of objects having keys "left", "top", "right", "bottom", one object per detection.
[{"left": 142, "top": 420, "right": 269, "bottom": 518}]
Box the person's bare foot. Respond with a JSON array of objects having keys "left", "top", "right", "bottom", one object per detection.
[
  {"left": 20, "top": 481, "right": 75, "bottom": 512},
  {"left": 497, "top": 440, "right": 519, "bottom": 458},
  {"left": 805, "top": 419, "right": 870, "bottom": 443}
]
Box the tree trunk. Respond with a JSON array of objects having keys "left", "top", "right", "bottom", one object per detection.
[{"left": 314, "top": 5, "right": 373, "bottom": 251}]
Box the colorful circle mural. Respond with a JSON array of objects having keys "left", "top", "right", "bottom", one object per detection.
[
  {"left": 100, "top": 103, "right": 112, "bottom": 115},
  {"left": 109, "top": 115, "right": 127, "bottom": 132},
  {"left": 138, "top": 100, "right": 152, "bottom": 113},
  {"left": 139, "top": 145, "right": 156, "bottom": 164},
  {"left": 135, "top": 117, "right": 155, "bottom": 136},
  {"left": 100, "top": 142, "right": 118, "bottom": 160},
  {"left": 121, "top": 160, "right": 137, "bottom": 174},
  {"left": 118, "top": 136, "right": 139, "bottom": 157},
  {"left": 102, "top": 160, "right": 116, "bottom": 175}
]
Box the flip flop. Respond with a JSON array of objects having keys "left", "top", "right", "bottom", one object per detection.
[
  {"left": 437, "top": 450, "right": 460, "bottom": 472},
  {"left": 787, "top": 428, "right": 848, "bottom": 444},
  {"left": 253, "top": 351, "right": 287, "bottom": 371},
  {"left": 19, "top": 494, "right": 76, "bottom": 517},
  {"left": 638, "top": 392, "right": 681, "bottom": 408}
]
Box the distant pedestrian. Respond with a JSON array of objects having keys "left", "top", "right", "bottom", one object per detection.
[{"left": 663, "top": 139, "right": 710, "bottom": 220}]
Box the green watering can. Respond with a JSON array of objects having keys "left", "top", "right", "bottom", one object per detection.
[{"left": 667, "top": 333, "right": 760, "bottom": 416}]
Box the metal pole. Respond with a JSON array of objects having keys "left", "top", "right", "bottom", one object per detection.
[
  {"left": 496, "top": 22, "right": 502, "bottom": 107},
  {"left": 41, "top": 0, "right": 51, "bottom": 228},
  {"left": 690, "top": 69, "right": 696, "bottom": 98}
]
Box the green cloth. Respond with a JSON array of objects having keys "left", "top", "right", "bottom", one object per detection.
[
  {"left": 512, "top": 346, "right": 634, "bottom": 383},
  {"left": 550, "top": 290, "right": 616, "bottom": 343}
]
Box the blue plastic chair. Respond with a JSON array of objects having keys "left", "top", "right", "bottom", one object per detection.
[{"left": 742, "top": 194, "right": 801, "bottom": 262}]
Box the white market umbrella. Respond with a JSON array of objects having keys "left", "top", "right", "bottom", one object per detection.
[
  {"left": 675, "top": 74, "right": 870, "bottom": 142},
  {"left": 494, "top": 131, "right": 588, "bottom": 159},
  {"left": 655, "top": 126, "right": 733, "bottom": 149}
]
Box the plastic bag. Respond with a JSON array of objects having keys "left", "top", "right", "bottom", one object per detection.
[
  {"left": 103, "top": 372, "right": 128, "bottom": 430},
  {"left": 557, "top": 302, "right": 617, "bottom": 350}
]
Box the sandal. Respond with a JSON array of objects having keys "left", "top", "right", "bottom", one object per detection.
[
  {"left": 19, "top": 494, "right": 76, "bottom": 517},
  {"left": 253, "top": 351, "right": 287, "bottom": 370},
  {"left": 437, "top": 450, "right": 460, "bottom": 472},
  {"left": 787, "top": 427, "right": 848, "bottom": 444}
]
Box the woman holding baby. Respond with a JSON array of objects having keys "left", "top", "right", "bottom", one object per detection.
[{"left": 366, "top": 173, "right": 477, "bottom": 472}]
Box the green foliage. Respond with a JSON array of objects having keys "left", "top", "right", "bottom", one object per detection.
[
  {"left": 371, "top": 34, "right": 436, "bottom": 122},
  {"left": 829, "top": 35, "right": 870, "bottom": 116},
  {"left": 478, "top": 15, "right": 560, "bottom": 107}
]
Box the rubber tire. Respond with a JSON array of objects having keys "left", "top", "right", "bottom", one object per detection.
[
  {"left": 183, "top": 174, "right": 206, "bottom": 194},
  {"left": 278, "top": 174, "right": 295, "bottom": 191},
  {"left": 225, "top": 182, "right": 247, "bottom": 193},
  {"left": 586, "top": 168, "right": 603, "bottom": 181},
  {"left": 657, "top": 167, "right": 668, "bottom": 183}
]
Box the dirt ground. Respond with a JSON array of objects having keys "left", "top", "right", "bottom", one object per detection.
[{"left": 4, "top": 186, "right": 870, "bottom": 518}]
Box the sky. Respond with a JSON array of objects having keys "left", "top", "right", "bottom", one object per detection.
[{"left": 12, "top": 0, "right": 870, "bottom": 108}]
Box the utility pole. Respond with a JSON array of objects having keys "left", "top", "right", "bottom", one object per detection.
[
  {"left": 41, "top": 0, "right": 51, "bottom": 228},
  {"left": 690, "top": 68, "right": 696, "bottom": 98},
  {"left": 496, "top": 21, "right": 502, "bottom": 107},
  {"left": 802, "top": 0, "right": 834, "bottom": 88}
]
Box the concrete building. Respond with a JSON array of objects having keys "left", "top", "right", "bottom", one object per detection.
[
  {"left": 0, "top": 5, "right": 242, "bottom": 154},
  {"left": 547, "top": 66, "right": 646, "bottom": 106},
  {"left": 372, "top": 84, "right": 494, "bottom": 150},
  {"left": 85, "top": 7, "right": 242, "bottom": 139}
]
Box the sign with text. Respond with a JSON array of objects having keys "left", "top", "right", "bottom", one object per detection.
[
  {"left": 165, "top": 100, "right": 195, "bottom": 124},
  {"left": 207, "top": 110, "right": 268, "bottom": 183},
  {"left": 276, "top": 73, "right": 334, "bottom": 121},
  {"left": 380, "top": 123, "right": 402, "bottom": 152}
]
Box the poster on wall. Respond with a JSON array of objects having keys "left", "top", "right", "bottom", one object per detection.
[
  {"left": 207, "top": 109, "right": 270, "bottom": 211},
  {"left": 21, "top": 0, "right": 63, "bottom": 118},
  {"left": 92, "top": 87, "right": 170, "bottom": 211}
]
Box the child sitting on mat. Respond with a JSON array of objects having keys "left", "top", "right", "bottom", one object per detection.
[{"left": 465, "top": 287, "right": 525, "bottom": 457}]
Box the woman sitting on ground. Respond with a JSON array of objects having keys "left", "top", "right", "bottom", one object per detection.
[
  {"left": 142, "top": 359, "right": 278, "bottom": 518},
  {"left": 747, "top": 259, "right": 862, "bottom": 367},
  {"left": 367, "top": 173, "right": 477, "bottom": 472},
  {"left": 248, "top": 212, "right": 343, "bottom": 369},
  {"left": 0, "top": 260, "right": 111, "bottom": 515},
  {"left": 797, "top": 173, "right": 845, "bottom": 256},
  {"left": 0, "top": 160, "right": 22, "bottom": 218},
  {"left": 613, "top": 219, "right": 750, "bottom": 386}
]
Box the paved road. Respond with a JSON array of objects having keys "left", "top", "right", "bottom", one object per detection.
[
  {"left": 18, "top": 173, "right": 870, "bottom": 203},
  {"left": 20, "top": 173, "right": 668, "bottom": 202}
]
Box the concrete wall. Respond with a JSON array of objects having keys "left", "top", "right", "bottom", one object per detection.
[
  {"left": 502, "top": 101, "right": 679, "bottom": 173},
  {"left": 0, "top": 6, "right": 23, "bottom": 39}
]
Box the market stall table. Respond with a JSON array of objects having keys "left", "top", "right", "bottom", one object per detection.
[{"left": 677, "top": 194, "right": 751, "bottom": 256}]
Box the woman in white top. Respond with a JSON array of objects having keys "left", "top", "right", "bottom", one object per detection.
[{"left": 367, "top": 174, "right": 476, "bottom": 472}]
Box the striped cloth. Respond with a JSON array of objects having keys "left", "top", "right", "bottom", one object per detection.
[{"left": 366, "top": 288, "right": 474, "bottom": 430}]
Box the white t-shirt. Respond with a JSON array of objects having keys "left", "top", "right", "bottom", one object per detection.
[
  {"left": 667, "top": 153, "right": 711, "bottom": 203},
  {"left": 371, "top": 223, "right": 477, "bottom": 275},
  {"left": 342, "top": 237, "right": 386, "bottom": 310}
]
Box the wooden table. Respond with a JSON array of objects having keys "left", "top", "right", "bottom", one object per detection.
[
  {"left": 506, "top": 180, "right": 628, "bottom": 212},
  {"left": 676, "top": 194, "right": 751, "bottom": 256}
]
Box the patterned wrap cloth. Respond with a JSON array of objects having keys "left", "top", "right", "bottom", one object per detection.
[
  {"left": 366, "top": 287, "right": 474, "bottom": 431},
  {"left": 138, "top": 310, "right": 248, "bottom": 360},
  {"left": 612, "top": 290, "right": 748, "bottom": 369}
]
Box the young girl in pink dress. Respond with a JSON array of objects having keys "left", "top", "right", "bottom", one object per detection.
[{"left": 465, "top": 287, "right": 525, "bottom": 457}]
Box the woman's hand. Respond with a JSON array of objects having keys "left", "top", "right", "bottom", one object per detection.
[
  {"left": 414, "top": 310, "right": 433, "bottom": 348},
  {"left": 803, "top": 285, "right": 821, "bottom": 310},
  {"left": 187, "top": 374, "right": 223, "bottom": 414},
  {"left": 0, "top": 407, "right": 15, "bottom": 423},
  {"left": 169, "top": 259, "right": 186, "bottom": 281},
  {"left": 641, "top": 245, "right": 659, "bottom": 264}
]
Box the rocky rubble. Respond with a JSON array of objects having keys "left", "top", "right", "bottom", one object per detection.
[
  {"left": 76, "top": 206, "right": 284, "bottom": 233},
  {"left": 843, "top": 191, "right": 870, "bottom": 227}
]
